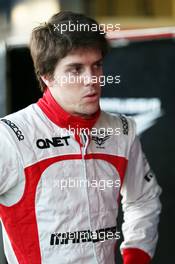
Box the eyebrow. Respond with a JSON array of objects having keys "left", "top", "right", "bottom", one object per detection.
[{"left": 65, "top": 59, "right": 103, "bottom": 68}]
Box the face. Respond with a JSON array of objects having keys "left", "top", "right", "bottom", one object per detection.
[{"left": 42, "top": 48, "right": 103, "bottom": 118}]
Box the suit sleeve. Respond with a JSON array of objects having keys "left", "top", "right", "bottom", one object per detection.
[
  {"left": 120, "top": 135, "right": 162, "bottom": 264},
  {"left": 0, "top": 124, "right": 20, "bottom": 196}
]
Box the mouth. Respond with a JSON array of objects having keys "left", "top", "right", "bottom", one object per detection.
[{"left": 83, "top": 93, "right": 99, "bottom": 102}]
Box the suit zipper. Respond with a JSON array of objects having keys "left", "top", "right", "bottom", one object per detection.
[{"left": 80, "top": 132, "right": 99, "bottom": 264}]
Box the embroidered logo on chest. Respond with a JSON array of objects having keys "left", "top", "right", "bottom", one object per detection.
[{"left": 92, "top": 135, "right": 110, "bottom": 149}]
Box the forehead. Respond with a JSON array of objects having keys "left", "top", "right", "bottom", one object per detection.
[{"left": 59, "top": 48, "right": 103, "bottom": 66}]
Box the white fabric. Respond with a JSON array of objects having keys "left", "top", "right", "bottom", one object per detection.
[{"left": 0, "top": 104, "right": 161, "bottom": 263}]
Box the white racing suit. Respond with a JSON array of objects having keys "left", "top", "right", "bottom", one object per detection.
[{"left": 0, "top": 89, "right": 161, "bottom": 264}]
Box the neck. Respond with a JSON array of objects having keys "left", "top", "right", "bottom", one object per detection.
[{"left": 37, "top": 88, "right": 101, "bottom": 130}]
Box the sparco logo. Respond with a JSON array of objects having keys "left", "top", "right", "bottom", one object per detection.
[
  {"left": 119, "top": 115, "right": 128, "bottom": 135},
  {"left": 1, "top": 119, "right": 24, "bottom": 141},
  {"left": 36, "top": 136, "right": 70, "bottom": 149}
]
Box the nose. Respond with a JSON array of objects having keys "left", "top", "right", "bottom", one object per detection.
[{"left": 82, "top": 69, "right": 96, "bottom": 86}]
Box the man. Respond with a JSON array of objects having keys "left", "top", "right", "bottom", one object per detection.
[{"left": 0, "top": 11, "right": 161, "bottom": 264}]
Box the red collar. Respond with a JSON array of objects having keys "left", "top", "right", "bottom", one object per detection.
[{"left": 37, "top": 89, "right": 100, "bottom": 131}]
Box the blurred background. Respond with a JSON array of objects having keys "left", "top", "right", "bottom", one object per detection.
[{"left": 0, "top": 0, "right": 175, "bottom": 263}]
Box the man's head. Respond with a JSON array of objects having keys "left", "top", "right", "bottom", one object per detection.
[{"left": 30, "top": 11, "right": 109, "bottom": 117}]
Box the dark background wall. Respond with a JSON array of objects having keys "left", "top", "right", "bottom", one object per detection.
[{"left": 2, "top": 38, "right": 175, "bottom": 263}]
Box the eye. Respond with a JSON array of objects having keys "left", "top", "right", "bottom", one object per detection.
[
  {"left": 70, "top": 66, "right": 82, "bottom": 75},
  {"left": 93, "top": 61, "right": 103, "bottom": 70}
]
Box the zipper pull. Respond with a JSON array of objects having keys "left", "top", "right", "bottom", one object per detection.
[{"left": 80, "top": 130, "right": 89, "bottom": 154}]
